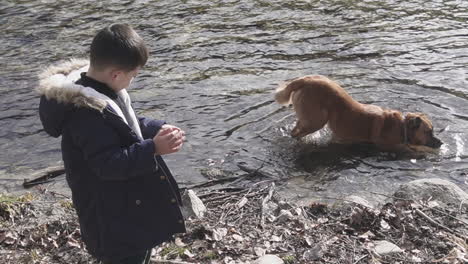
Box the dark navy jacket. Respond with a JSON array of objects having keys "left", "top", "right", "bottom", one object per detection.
[{"left": 37, "top": 60, "right": 185, "bottom": 261}]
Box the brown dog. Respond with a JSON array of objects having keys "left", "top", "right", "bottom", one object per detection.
[{"left": 275, "top": 75, "right": 442, "bottom": 149}]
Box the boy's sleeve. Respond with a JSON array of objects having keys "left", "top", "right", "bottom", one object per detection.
[
  {"left": 138, "top": 117, "right": 166, "bottom": 139},
  {"left": 69, "top": 110, "right": 157, "bottom": 181}
]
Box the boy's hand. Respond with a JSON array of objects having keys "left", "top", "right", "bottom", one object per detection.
[{"left": 153, "top": 125, "right": 186, "bottom": 155}]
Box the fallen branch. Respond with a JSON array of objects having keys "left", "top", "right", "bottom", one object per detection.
[
  {"left": 23, "top": 167, "right": 66, "bottom": 188},
  {"left": 237, "top": 163, "right": 274, "bottom": 179},
  {"left": 182, "top": 163, "right": 275, "bottom": 191}
]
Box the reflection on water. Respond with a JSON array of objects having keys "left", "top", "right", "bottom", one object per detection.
[
  {"left": 1, "top": 0, "right": 467, "bottom": 200},
  {"left": 453, "top": 133, "right": 465, "bottom": 162}
]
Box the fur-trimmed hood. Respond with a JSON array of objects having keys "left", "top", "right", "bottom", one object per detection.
[
  {"left": 37, "top": 59, "right": 108, "bottom": 111},
  {"left": 38, "top": 59, "right": 114, "bottom": 137},
  {"left": 38, "top": 59, "right": 143, "bottom": 139}
]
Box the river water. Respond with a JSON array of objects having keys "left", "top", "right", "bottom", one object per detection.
[{"left": 1, "top": 0, "right": 467, "bottom": 203}]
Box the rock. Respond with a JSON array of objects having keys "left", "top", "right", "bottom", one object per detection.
[
  {"left": 270, "top": 235, "right": 281, "bottom": 242},
  {"left": 181, "top": 189, "right": 207, "bottom": 219},
  {"left": 174, "top": 237, "right": 186, "bottom": 247},
  {"left": 253, "top": 254, "right": 284, "bottom": 264},
  {"left": 263, "top": 201, "right": 279, "bottom": 216},
  {"left": 333, "top": 195, "right": 375, "bottom": 216},
  {"left": 358, "top": 231, "right": 375, "bottom": 240},
  {"left": 393, "top": 178, "right": 468, "bottom": 208},
  {"left": 232, "top": 234, "right": 244, "bottom": 242},
  {"left": 345, "top": 195, "right": 374, "bottom": 209},
  {"left": 277, "top": 200, "right": 294, "bottom": 211},
  {"left": 212, "top": 227, "right": 227, "bottom": 241},
  {"left": 254, "top": 247, "right": 266, "bottom": 257},
  {"left": 183, "top": 249, "right": 194, "bottom": 258},
  {"left": 303, "top": 244, "right": 324, "bottom": 261},
  {"left": 276, "top": 209, "right": 294, "bottom": 223},
  {"left": 304, "top": 236, "right": 314, "bottom": 246},
  {"left": 372, "top": 240, "right": 403, "bottom": 255},
  {"left": 199, "top": 167, "right": 232, "bottom": 178}
]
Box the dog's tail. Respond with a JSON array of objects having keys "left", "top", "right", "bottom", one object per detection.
[{"left": 274, "top": 77, "right": 306, "bottom": 105}]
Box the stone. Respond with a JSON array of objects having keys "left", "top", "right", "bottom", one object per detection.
[
  {"left": 253, "top": 254, "right": 284, "bottom": 264},
  {"left": 277, "top": 200, "right": 294, "bottom": 210},
  {"left": 270, "top": 235, "right": 282, "bottom": 242},
  {"left": 345, "top": 195, "right": 374, "bottom": 209},
  {"left": 333, "top": 195, "right": 375, "bottom": 216},
  {"left": 276, "top": 209, "right": 294, "bottom": 223},
  {"left": 254, "top": 247, "right": 266, "bottom": 257},
  {"left": 373, "top": 240, "right": 403, "bottom": 255},
  {"left": 263, "top": 201, "right": 279, "bottom": 216},
  {"left": 181, "top": 189, "right": 207, "bottom": 219},
  {"left": 232, "top": 234, "right": 244, "bottom": 242},
  {"left": 303, "top": 244, "right": 324, "bottom": 261},
  {"left": 212, "top": 227, "right": 227, "bottom": 241},
  {"left": 393, "top": 178, "right": 468, "bottom": 209}
]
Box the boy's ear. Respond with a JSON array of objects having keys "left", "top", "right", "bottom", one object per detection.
[{"left": 109, "top": 69, "right": 123, "bottom": 81}]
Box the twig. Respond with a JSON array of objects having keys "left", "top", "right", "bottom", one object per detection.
[
  {"left": 428, "top": 206, "right": 468, "bottom": 227},
  {"left": 353, "top": 254, "right": 367, "bottom": 264},
  {"left": 183, "top": 163, "right": 274, "bottom": 192},
  {"left": 252, "top": 179, "right": 276, "bottom": 187},
  {"left": 260, "top": 183, "right": 275, "bottom": 226},
  {"left": 202, "top": 194, "right": 233, "bottom": 205},
  {"left": 368, "top": 191, "right": 468, "bottom": 226},
  {"left": 183, "top": 161, "right": 271, "bottom": 191},
  {"left": 459, "top": 200, "right": 465, "bottom": 214},
  {"left": 415, "top": 209, "right": 456, "bottom": 234},
  {"left": 237, "top": 162, "right": 264, "bottom": 173},
  {"left": 301, "top": 194, "right": 374, "bottom": 207},
  {"left": 49, "top": 191, "right": 71, "bottom": 199},
  {"left": 352, "top": 240, "right": 356, "bottom": 263},
  {"left": 150, "top": 259, "right": 196, "bottom": 264},
  {"left": 199, "top": 188, "right": 249, "bottom": 200},
  {"left": 366, "top": 191, "right": 413, "bottom": 202},
  {"left": 181, "top": 176, "right": 243, "bottom": 190}
]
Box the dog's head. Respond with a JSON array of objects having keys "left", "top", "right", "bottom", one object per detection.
[{"left": 404, "top": 113, "right": 442, "bottom": 148}]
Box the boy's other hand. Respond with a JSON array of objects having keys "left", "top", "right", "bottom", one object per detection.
[{"left": 153, "top": 125, "right": 186, "bottom": 155}]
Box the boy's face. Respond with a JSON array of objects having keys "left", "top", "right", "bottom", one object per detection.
[{"left": 109, "top": 67, "right": 140, "bottom": 92}]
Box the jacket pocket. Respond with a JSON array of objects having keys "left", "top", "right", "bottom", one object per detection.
[{"left": 99, "top": 181, "right": 128, "bottom": 218}]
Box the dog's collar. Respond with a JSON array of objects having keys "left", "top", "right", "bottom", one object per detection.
[{"left": 402, "top": 115, "right": 409, "bottom": 144}]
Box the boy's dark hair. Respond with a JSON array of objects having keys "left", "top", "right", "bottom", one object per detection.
[{"left": 90, "top": 24, "right": 149, "bottom": 72}]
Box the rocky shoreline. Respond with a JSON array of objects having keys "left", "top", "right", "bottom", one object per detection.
[{"left": 1, "top": 176, "right": 467, "bottom": 264}]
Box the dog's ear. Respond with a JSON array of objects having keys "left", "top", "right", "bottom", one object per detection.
[{"left": 406, "top": 115, "right": 423, "bottom": 130}]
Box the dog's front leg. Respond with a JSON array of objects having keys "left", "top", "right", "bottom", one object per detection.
[
  {"left": 291, "top": 120, "right": 324, "bottom": 138},
  {"left": 291, "top": 121, "right": 307, "bottom": 138}
]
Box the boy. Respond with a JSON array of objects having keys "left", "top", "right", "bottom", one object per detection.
[{"left": 37, "top": 24, "right": 186, "bottom": 264}]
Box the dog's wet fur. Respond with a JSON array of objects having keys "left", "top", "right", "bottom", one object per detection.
[{"left": 275, "top": 75, "right": 442, "bottom": 151}]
